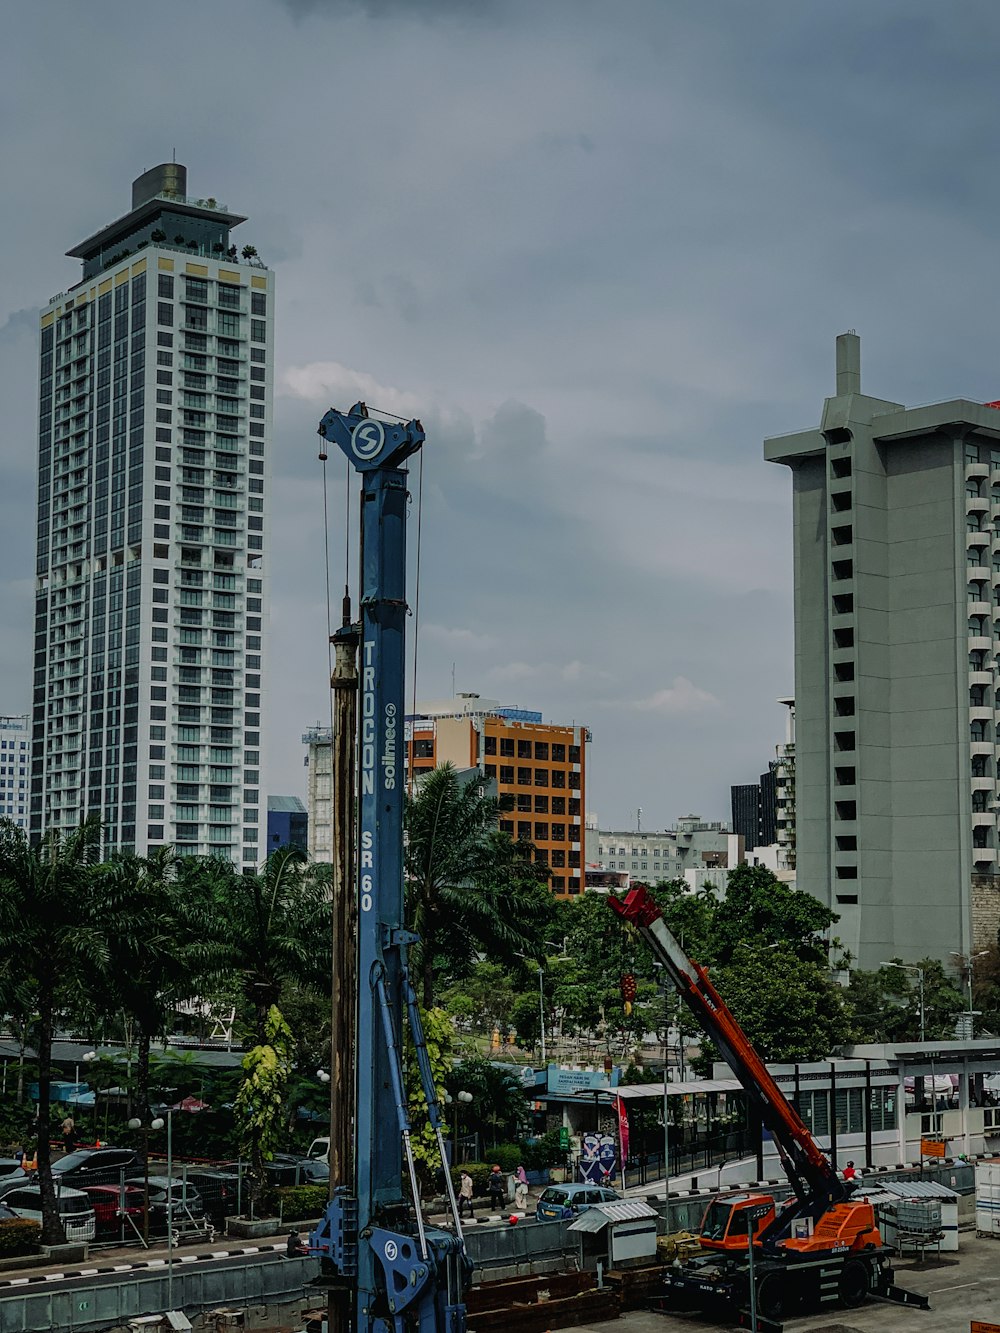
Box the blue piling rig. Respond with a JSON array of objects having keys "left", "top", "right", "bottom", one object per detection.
[{"left": 309, "top": 404, "right": 470, "bottom": 1332}]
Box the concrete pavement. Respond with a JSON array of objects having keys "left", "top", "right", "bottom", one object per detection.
[{"left": 582, "top": 1230, "right": 1000, "bottom": 1331}]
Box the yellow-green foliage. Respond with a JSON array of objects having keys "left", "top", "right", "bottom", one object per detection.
[
  {"left": 234, "top": 1004, "right": 293, "bottom": 1163},
  {"left": 406, "top": 1006, "right": 455, "bottom": 1178}
]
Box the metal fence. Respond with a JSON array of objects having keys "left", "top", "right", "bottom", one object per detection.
[{"left": 0, "top": 1254, "right": 316, "bottom": 1333}]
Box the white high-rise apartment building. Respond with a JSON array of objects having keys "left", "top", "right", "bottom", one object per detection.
[
  {"left": 0, "top": 715, "right": 30, "bottom": 830},
  {"left": 32, "top": 164, "right": 272, "bottom": 863}
]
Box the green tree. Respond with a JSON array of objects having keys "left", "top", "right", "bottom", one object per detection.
[
  {"left": 846, "top": 959, "right": 965, "bottom": 1043},
  {"left": 234, "top": 1004, "right": 293, "bottom": 1212},
  {"left": 212, "top": 847, "right": 330, "bottom": 1045},
  {"left": 710, "top": 863, "right": 836, "bottom": 965},
  {"left": 447, "top": 1057, "right": 529, "bottom": 1149},
  {"left": 406, "top": 1006, "right": 455, "bottom": 1181},
  {"left": 0, "top": 818, "right": 104, "bottom": 1244},
  {"left": 405, "top": 764, "right": 555, "bottom": 1007},
  {"left": 440, "top": 961, "right": 519, "bottom": 1038},
  {"left": 94, "top": 847, "right": 219, "bottom": 1118},
  {"left": 708, "top": 945, "right": 851, "bottom": 1064}
]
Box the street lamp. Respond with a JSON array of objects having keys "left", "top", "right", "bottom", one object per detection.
[
  {"left": 881, "top": 961, "right": 926, "bottom": 1043},
  {"left": 316, "top": 1069, "right": 331, "bottom": 1084},
  {"left": 950, "top": 950, "right": 989, "bottom": 1017},
  {"left": 74, "top": 1049, "right": 97, "bottom": 1087},
  {"left": 443, "top": 1090, "right": 473, "bottom": 1165},
  {"left": 516, "top": 941, "right": 562, "bottom": 1067},
  {"left": 129, "top": 1112, "right": 175, "bottom": 1302}
]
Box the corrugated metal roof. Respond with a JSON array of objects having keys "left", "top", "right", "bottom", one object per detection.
[
  {"left": 876, "top": 1179, "right": 960, "bottom": 1200},
  {"left": 613, "top": 1079, "right": 740, "bottom": 1100},
  {"left": 567, "top": 1200, "right": 659, "bottom": 1233}
]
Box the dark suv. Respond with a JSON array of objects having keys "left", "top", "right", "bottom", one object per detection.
[{"left": 51, "top": 1147, "right": 143, "bottom": 1188}]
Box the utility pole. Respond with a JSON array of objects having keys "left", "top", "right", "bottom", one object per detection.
[{"left": 328, "top": 609, "right": 358, "bottom": 1333}]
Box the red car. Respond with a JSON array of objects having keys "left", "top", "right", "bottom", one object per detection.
[{"left": 82, "top": 1184, "right": 146, "bottom": 1236}]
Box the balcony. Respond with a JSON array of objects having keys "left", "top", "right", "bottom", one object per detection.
[
  {"left": 971, "top": 670, "right": 995, "bottom": 687},
  {"left": 968, "top": 531, "right": 990, "bottom": 547},
  {"left": 972, "top": 741, "right": 995, "bottom": 757},
  {"left": 969, "top": 463, "right": 991, "bottom": 479},
  {"left": 971, "top": 705, "right": 995, "bottom": 723},
  {"left": 969, "top": 600, "right": 992, "bottom": 618},
  {"left": 969, "top": 635, "right": 992, "bottom": 652}
]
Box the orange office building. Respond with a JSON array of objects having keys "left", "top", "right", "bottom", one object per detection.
[{"left": 406, "top": 694, "right": 589, "bottom": 897}]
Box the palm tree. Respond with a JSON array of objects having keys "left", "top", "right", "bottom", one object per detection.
[
  {"left": 0, "top": 818, "right": 104, "bottom": 1244},
  {"left": 209, "top": 848, "right": 327, "bottom": 1211},
  {"left": 212, "top": 846, "right": 330, "bottom": 1045},
  {"left": 95, "top": 847, "right": 219, "bottom": 1119},
  {"left": 405, "top": 764, "right": 556, "bottom": 1008}
]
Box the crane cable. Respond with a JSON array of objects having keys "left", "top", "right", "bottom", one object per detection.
[{"left": 408, "top": 447, "right": 424, "bottom": 798}]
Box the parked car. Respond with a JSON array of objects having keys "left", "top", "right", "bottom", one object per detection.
[
  {"left": 1, "top": 1184, "right": 96, "bottom": 1242},
  {"left": 222, "top": 1154, "right": 329, "bottom": 1188},
  {"left": 307, "top": 1136, "right": 330, "bottom": 1163},
  {"left": 81, "top": 1184, "right": 146, "bottom": 1237},
  {"left": 535, "top": 1183, "right": 621, "bottom": 1221},
  {"left": 51, "top": 1146, "right": 142, "bottom": 1188},
  {"left": 126, "top": 1176, "right": 207, "bottom": 1235},
  {"left": 0, "top": 1159, "right": 27, "bottom": 1181},
  {"left": 175, "top": 1168, "right": 241, "bottom": 1224}
]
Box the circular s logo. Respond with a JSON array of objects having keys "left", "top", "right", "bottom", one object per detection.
[
  {"left": 352, "top": 418, "right": 385, "bottom": 461},
  {"left": 384, "top": 1239, "right": 398, "bottom": 1262}
]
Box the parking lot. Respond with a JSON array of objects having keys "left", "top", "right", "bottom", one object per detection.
[{"left": 578, "top": 1230, "right": 1000, "bottom": 1331}]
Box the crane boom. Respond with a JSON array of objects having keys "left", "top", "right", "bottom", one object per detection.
[{"left": 609, "top": 884, "right": 846, "bottom": 1241}]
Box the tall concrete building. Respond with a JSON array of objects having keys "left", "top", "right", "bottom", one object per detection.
[
  {"left": 0, "top": 715, "right": 30, "bottom": 830},
  {"left": 766, "top": 332, "right": 1000, "bottom": 967},
  {"left": 33, "top": 164, "right": 272, "bottom": 862}
]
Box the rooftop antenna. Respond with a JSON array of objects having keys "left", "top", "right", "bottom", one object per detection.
[
  {"left": 451, "top": 661, "right": 456, "bottom": 697},
  {"left": 637, "top": 806, "right": 643, "bottom": 834}
]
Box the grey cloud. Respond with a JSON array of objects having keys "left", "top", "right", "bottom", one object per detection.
[
  {"left": 3, "top": 0, "right": 998, "bottom": 830},
  {"left": 278, "top": 0, "right": 497, "bottom": 19}
]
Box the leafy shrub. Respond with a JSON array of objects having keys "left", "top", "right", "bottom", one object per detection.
[
  {"left": 448, "top": 1161, "right": 493, "bottom": 1195},
  {"left": 269, "top": 1184, "right": 328, "bottom": 1223},
  {"left": 0, "top": 1219, "right": 40, "bottom": 1256},
  {"left": 491, "top": 1144, "right": 522, "bottom": 1173},
  {"left": 520, "top": 1129, "right": 565, "bottom": 1171}
]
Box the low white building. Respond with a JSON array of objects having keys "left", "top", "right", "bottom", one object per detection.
[{"left": 586, "top": 815, "right": 732, "bottom": 884}]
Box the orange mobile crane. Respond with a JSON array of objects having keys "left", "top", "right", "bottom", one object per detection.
[{"left": 609, "top": 885, "right": 929, "bottom": 1329}]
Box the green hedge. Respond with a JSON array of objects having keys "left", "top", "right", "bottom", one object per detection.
[
  {"left": 448, "top": 1161, "right": 495, "bottom": 1195},
  {"left": 270, "top": 1184, "right": 328, "bottom": 1223},
  {"left": 520, "top": 1129, "right": 565, "bottom": 1172},
  {"left": 0, "top": 1220, "right": 40, "bottom": 1257}
]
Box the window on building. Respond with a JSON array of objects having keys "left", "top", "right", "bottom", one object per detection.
[
  {"left": 517, "top": 740, "right": 532, "bottom": 758},
  {"left": 484, "top": 735, "right": 497, "bottom": 755},
  {"left": 499, "top": 738, "right": 514, "bottom": 757}
]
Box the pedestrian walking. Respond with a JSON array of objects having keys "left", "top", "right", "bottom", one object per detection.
[
  {"left": 487, "top": 1164, "right": 506, "bottom": 1211},
  {"left": 458, "top": 1170, "right": 475, "bottom": 1219},
  {"left": 61, "top": 1112, "right": 76, "bottom": 1155},
  {"left": 514, "top": 1164, "right": 529, "bottom": 1213}
]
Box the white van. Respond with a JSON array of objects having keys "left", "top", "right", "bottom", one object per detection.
[
  {"left": 3, "top": 1184, "right": 96, "bottom": 1243},
  {"left": 307, "top": 1137, "right": 330, "bottom": 1164}
]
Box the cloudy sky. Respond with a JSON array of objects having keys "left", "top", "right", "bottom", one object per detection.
[{"left": 4, "top": 0, "right": 1000, "bottom": 832}]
